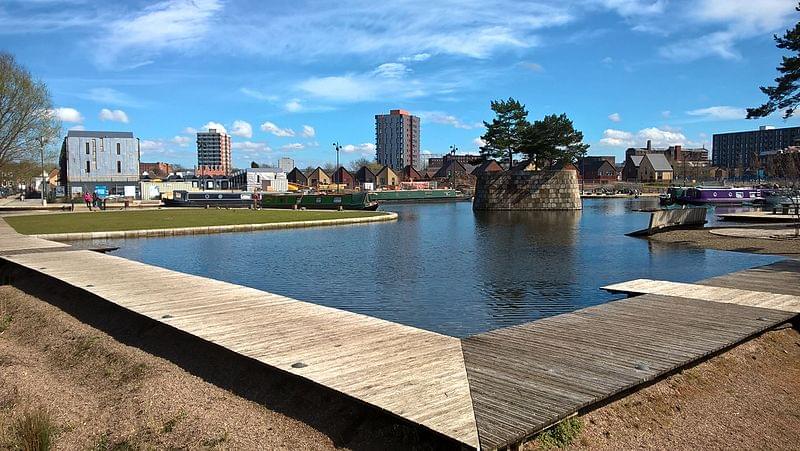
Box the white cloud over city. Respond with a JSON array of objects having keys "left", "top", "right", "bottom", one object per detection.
[{"left": 98, "top": 108, "right": 129, "bottom": 123}]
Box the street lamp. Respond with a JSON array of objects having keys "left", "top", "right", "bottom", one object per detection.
[
  {"left": 333, "top": 142, "right": 342, "bottom": 193},
  {"left": 39, "top": 136, "right": 47, "bottom": 206},
  {"left": 448, "top": 145, "right": 458, "bottom": 189}
]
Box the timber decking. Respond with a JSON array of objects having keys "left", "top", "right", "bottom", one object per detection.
[
  {"left": 603, "top": 278, "right": 800, "bottom": 313},
  {"left": 2, "top": 217, "right": 799, "bottom": 450},
  {"left": 461, "top": 294, "right": 794, "bottom": 449},
  {"left": 2, "top": 249, "right": 479, "bottom": 448}
]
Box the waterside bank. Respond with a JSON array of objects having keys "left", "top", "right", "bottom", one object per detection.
[{"left": 648, "top": 226, "right": 800, "bottom": 256}]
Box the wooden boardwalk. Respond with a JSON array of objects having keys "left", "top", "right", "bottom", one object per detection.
[{"left": 1, "top": 218, "right": 799, "bottom": 450}]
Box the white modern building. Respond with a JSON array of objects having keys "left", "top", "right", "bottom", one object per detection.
[
  {"left": 230, "top": 167, "right": 288, "bottom": 192},
  {"left": 59, "top": 130, "right": 140, "bottom": 197},
  {"left": 278, "top": 157, "right": 295, "bottom": 173}
]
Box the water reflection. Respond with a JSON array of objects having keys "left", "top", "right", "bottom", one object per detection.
[{"left": 102, "top": 200, "right": 780, "bottom": 337}]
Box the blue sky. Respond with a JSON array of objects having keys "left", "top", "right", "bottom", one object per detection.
[{"left": 3, "top": 0, "right": 800, "bottom": 169}]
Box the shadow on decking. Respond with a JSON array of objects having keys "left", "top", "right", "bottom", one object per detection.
[{"left": 0, "top": 261, "right": 461, "bottom": 451}]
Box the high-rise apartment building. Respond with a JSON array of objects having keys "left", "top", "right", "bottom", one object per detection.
[
  {"left": 278, "top": 157, "right": 295, "bottom": 172},
  {"left": 713, "top": 125, "right": 800, "bottom": 171},
  {"left": 375, "top": 109, "right": 420, "bottom": 170},
  {"left": 197, "top": 128, "right": 232, "bottom": 176}
]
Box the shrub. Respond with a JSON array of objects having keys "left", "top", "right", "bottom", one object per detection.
[
  {"left": 536, "top": 416, "right": 583, "bottom": 449},
  {"left": 8, "top": 407, "right": 55, "bottom": 451}
]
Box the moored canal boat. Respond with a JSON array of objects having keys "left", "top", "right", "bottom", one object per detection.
[
  {"left": 675, "top": 187, "right": 764, "bottom": 205},
  {"left": 260, "top": 192, "right": 379, "bottom": 210}
]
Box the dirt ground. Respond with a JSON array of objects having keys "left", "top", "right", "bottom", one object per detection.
[
  {"left": 525, "top": 325, "right": 800, "bottom": 450},
  {"left": 0, "top": 285, "right": 454, "bottom": 451},
  {"left": 648, "top": 227, "right": 800, "bottom": 256}
]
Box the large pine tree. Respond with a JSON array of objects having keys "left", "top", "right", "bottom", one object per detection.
[{"left": 748, "top": 3, "right": 800, "bottom": 119}]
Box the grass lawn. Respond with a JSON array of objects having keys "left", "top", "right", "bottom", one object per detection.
[{"left": 6, "top": 209, "right": 386, "bottom": 235}]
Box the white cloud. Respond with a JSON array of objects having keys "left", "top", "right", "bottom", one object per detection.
[
  {"left": 342, "top": 143, "right": 376, "bottom": 154},
  {"left": 232, "top": 141, "right": 272, "bottom": 153},
  {"left": 284, "top": 99, "right": 303, "bottom": 112},
  {"left": 139, "top": 140, "right": 164, "bottom": 152},
  {"left": 419, "top": 111, "right": 480, "bottom": 129},
  {"left": 473, "top": 137, "right": 486, "bottom": 148},
  {"left": 601, "top": 56, "right": 613, "bottom": 65},
  {"left": 171, "top": 135, "right": 190, "bottom": 147},
  {"left": 239, "top": 87, "right": 278, "bottom": 102},
  {"left": 261, "top": 121, "right": 295, "bottom": 137},
  {"left": 231, "top": 120, "right": 253, "bottom": 138},
  {"left": 659, "top": 0, "right": 795, "bottom": 62},
  {"left": 398, "top": 53, "right": 431, "bottom": 62},
  {"left": 98, "top": 108, "right": 129, "bottom": 123},
  {"left": 599, "top": 129, "right": 635, "bottom": 147},
  {"left": 201, "top": 121, "right": 226, "bottom": 134},
  {"left": 183, "top": 126, "right": 198, "bottom": 134},
  {"left": 49, "top": 107, "right": 83, "bottom": 123},
  {"left": 84, "top": 88, "right": 142, "bottom": 108},
  {"left": 520, "top": 62, "right": 544, "bottom": 73},
  {"left": 95, "top": 0, "right": 223, "bottom": 67},
  {"left": 600, "top": 126, "right": 689, "bottom": 148},
  {"left": 223, "top": 2, "right": 572, "bottom": 61},
  {"left": 301, "top": 125, "right": 316, "bottom": 138},
  {"left": 594, "top": 0, "right": 666, "bottom": 17},
  {"left": 373, "top": 62, "right": 411, "bottom": 79},
  {"left": 280, "top": 142, "right": 305, "bottom": 151},
  {"left": 686, "top": 105, "right": 746, "bottom": 121},
  {"left": 662, "top": 110, "right": 671, "bottom": 118},
  {"left": 608, "top": 112, "right": 621, "bottom": 123},
  {"left": 68, "top": 125, "right": 86, "bottom": 131}
]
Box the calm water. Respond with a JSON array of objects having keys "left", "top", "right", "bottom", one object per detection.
[{"left": 101, "top": 199, "right": 779, "bottom": 337}]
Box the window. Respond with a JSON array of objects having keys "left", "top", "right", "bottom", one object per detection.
[
  {"left": 116, "top": 143, "right": 121, "bottom": 155},
  {"left": 86, "top": 161, "right": 91, "bottom": 173},
  {"left": 117, "top": 161, "right": 122, "bottom": 173},
  {"left": 85, "top": 142, "right": 90, "bottom": 154}
]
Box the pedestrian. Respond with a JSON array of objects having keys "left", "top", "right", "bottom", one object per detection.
[
  {"left": 92, "top": 191, "right": 98, "bottom": 209},
  {"left": 83, "top": 192, "right": 92, "bottom": 210}
]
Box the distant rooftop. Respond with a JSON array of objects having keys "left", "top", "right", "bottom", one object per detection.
[{"left": 66, "top": 130, "right": 134, "bottom": 139}]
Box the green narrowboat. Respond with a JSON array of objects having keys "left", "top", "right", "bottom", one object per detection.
[
  {"left": 366, "top": 189, "right": 468, "bottom": 203},
  {"left": 260, "top": 192, "right": 380, "bottom": 210}
]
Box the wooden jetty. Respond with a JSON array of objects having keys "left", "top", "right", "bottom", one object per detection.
[{"left": 0, "top": 217, "right": 798, "bottom": 450}]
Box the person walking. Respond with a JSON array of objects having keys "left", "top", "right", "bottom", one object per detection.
[
  {"left": 91, "top": 191, "right": 98, "bottom": 210},
  {"left": 83, "top": 192, "right": 92, "bottom": 211}
]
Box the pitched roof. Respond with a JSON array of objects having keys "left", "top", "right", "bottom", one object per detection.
[
  {"left": 644, "top": 153, "right": 673, "bottom": 171},
  {"left": 471, "top": 160, "right": 503, "bottom": 175},
  {"left": 629, "top": 155, "right": 644, "bottom": 167},
  {"left": 354, "top": 166, "right": 376, "bottom": 180},
  {"left": 433, "top": 159, "right": 469, "bottom": 178}
]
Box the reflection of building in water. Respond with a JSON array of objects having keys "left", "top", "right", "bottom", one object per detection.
[{"left": 472, "top": 210, "right": 581, "bottom": 320}]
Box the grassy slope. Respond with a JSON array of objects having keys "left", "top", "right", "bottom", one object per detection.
[{"left": 6, "top": 209, "right": 384, "bottom": 235}]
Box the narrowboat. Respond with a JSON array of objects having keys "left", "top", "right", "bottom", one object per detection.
[
  {"left": 366, "top": 189, "right": 468, "bottom": 203},
  {"left": 164, "top": 191, "right": 254, "bottom": 207},
  {"left": 260, "top": 192, "right": 379, "bottom": 210},
  {"left": 675, "top": 187, "right": 764, "bottom": 205}
]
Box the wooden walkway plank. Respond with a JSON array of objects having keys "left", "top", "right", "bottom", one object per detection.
[{"left": 603, "top": 278, "right": 800, "bottom": 313}]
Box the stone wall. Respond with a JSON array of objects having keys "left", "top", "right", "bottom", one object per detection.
[{"left": 472, "top": 169, "right": 582, "bottom": 211}]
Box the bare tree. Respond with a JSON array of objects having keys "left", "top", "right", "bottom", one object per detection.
[
  {"left": 0, "top": 52, "right": 61, "bottom": 171},
  {"left": 770, "top": 151, "right": 800, "bottom": 237}
]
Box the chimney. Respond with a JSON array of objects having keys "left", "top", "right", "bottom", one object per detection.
[
  {"left": 674, "top": 145, "right": 681, "bottom": 161},
  {"left": 646, "top": 140, "right": 652, "bottom": 150}
]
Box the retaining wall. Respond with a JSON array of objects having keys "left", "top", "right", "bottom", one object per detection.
[{"left": 472, "top": 170, "right": 582, "bottom": 211}]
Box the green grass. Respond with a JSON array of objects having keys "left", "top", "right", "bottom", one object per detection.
[{"left": 6, "top": 209, "right": 386, "bottom": 235}]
